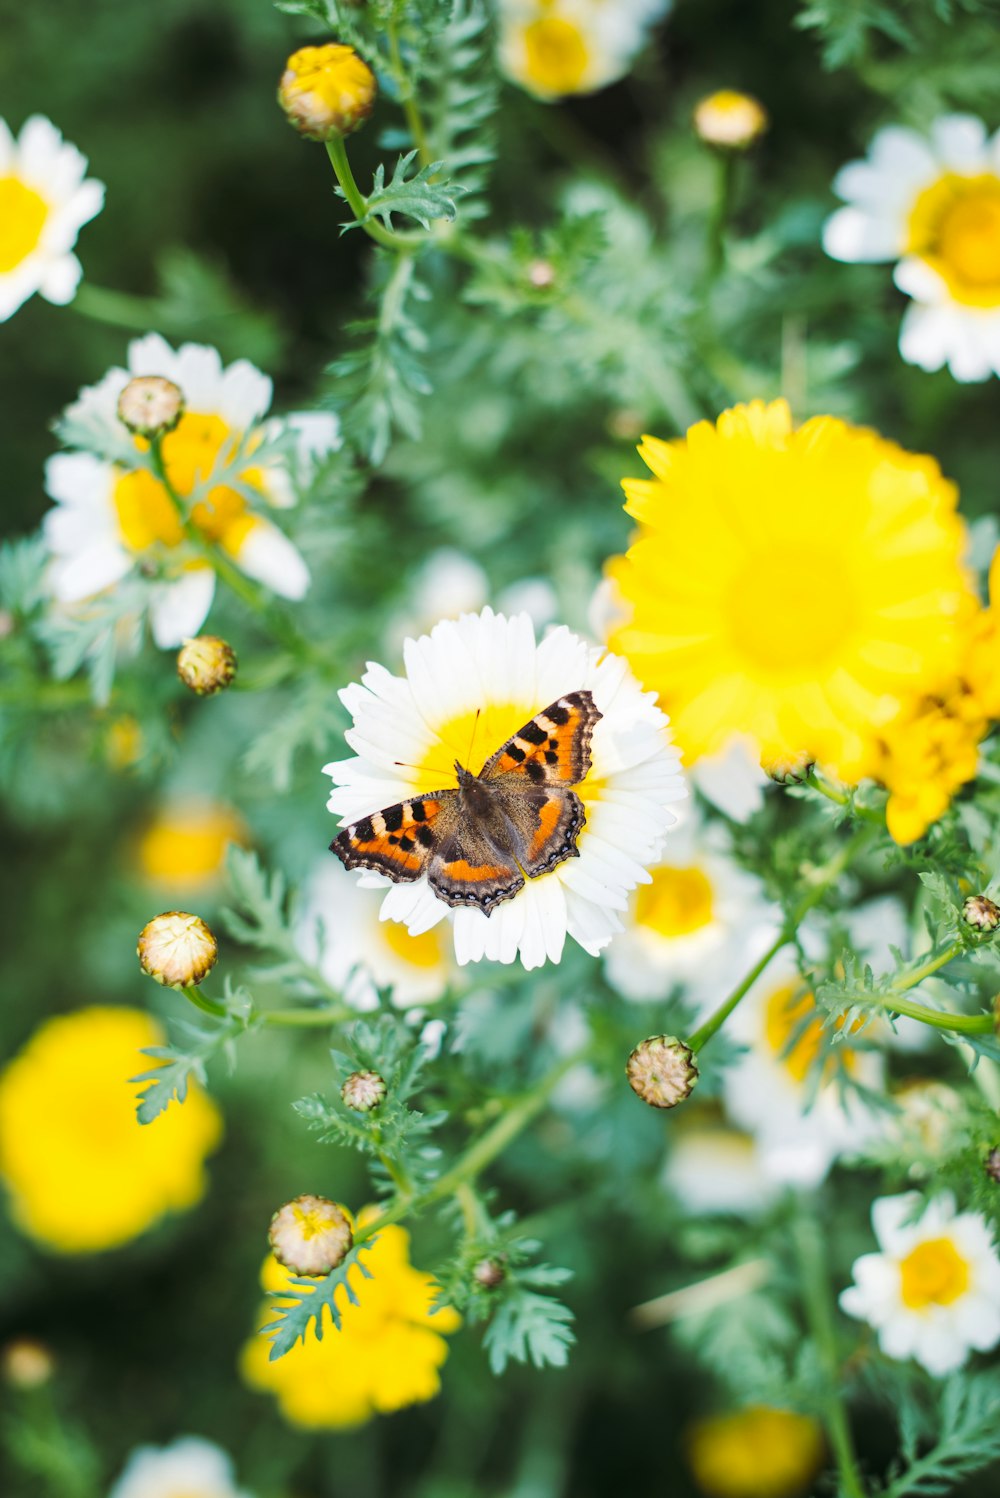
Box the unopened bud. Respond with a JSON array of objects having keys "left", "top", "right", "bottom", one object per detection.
[
  {"left": 278, "top": 43, "right": 377, "bottom": 141},
  {"left": 117, "top": 376, "right": 185, "bottom": 439},
  {"left": 762, "top": 751, "right": 815, "bottom": 785},
  {"left": 341, "top": 1069, "right": 386, "bottom": 1112},
  {"left": 528, "top": 259, "right": 556, "bottom": 289},
  {"left": 137, "top": 911, "right": 218, "bottom": 989},
  {"left": 1, "top": 1339, "right": 55, "bottom": 1389},
  {"left": 473, "top": 1257, "right": 506, "bottom": 1289},
  {"left": 626, "top": 1035, "right": 698, "bottom": 1109},
  {"left": 963, "top": 894, "right": 1000, "bottom": 933},
  {"left": 985, "top": 1146, "right": 1000, "bottom": 1184},
  {"left": 269, "top": 1194, "right": 353, "bottom": 1276},
  {"left": 176, "top": 635, "right": 237, "bottom": 696},
  {"left": 693, "top": 90, "right": 769, "bottom": 150}
]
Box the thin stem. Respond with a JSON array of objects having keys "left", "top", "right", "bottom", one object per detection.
[
  {"left": 182, "top": 985, "right": 229, "bottom": 1019},
  {"left": 806, "top": 770, "right": 885, "bottom": 825},
  {"left": 898, "top": 940, "right": 963, "bottom": 990},
  {"left": 387, "top": 15, "right": 433, "bottom": 168},
  {"left": 260, "top": 1004, "right": 355, "bottom": 1028},
  {"left": 688, "top": 931, "right": 788, "bottom": 1053},
  {"left": 793, "top": 1211, "right": 866, "bottom": 1498},
  {"left": 849, "top": 939, "right": 992, "bottom": 1036},
  {"left": 324, "top": 137, "right": 427, "bottom": 252}
]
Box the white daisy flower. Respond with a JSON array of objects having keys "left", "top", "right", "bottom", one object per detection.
[
  {"left": 0, "top": 115, "right": 104, "bottom": 322},
  {"left": 602, "top": 811, "right": 779, "bottom": 1011},
  {"left": 497, "top": 0, "right": 669, "bottom": 101},
  {"left": 298, "top": 857, "right": 455, "bottom": 1010},
  {"left": 110, "top": 1436, "right": 252, "bottom": 1498},
  {"left": 823, "top": 114, "right": 1000, "bottom": 381},
  {"left": 324, "top": 607, "right": 686, "bottom": 971},
  {"left": 722, "top": 949, "right": 884, "bottom": 1187},
  {"left": 663, "top": 1115, "right": 778, "bottom": 1216},
  {"left": 688, "top": 737, "right": 769, "bottom": 824},
  {"left": 42, "top": 334, "right": 338, "bottom": 647},
  {"left": 841, "top": 1192, "right": 1000, "bottom": 1377}
]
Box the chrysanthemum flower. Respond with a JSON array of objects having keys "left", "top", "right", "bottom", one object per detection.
[
  {"left": 324, "top": 608, "right": 686, "bottom": 971},
  {"left": 824, "top": 115, "right": 1000, "bottom": 381},
  {"left": 138, "top": 801, "right": 247, "bottom": 892},
  {"left": 240, "top": 1221, "right": 460, "bottom": 1428},
  {"left": 686, "top": 1406, "right": 825, "bottom": 1498},
  {"left": 663, "top": 1112, "right": 777, "bottom": 1216},
  {"left": 608, "top": 400, "right": 974, "bottom": 780},
  {"left": 109, "top": 1437, "right": 251, "bottom": 1498},
  {"left": 42, "top": 334, "right": 338, "bottom": 646},
  {"left": 0, "top": 115, "right": 104, "bottom": 321},
  {"left": 841, "top": 1191, "right": 1000, "bottom": 1376},
  {"left": 299, "top": 859, "right": 455, "bottom": 1009},
  {"left": 602, "top": 812, "right": 777, "bottom": 1007},
  {"left": 0, "top": 1008, "right": 221, "bottom": 1253},
  {"left": 497, "top": 0, "right": 669, "bottom": 101}
]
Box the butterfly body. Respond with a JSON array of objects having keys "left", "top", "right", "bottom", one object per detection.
[{"left": 330, "top": 691, "right": 602, "bottom": 915}]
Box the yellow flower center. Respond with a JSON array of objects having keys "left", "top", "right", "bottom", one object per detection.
[
  {"left": 726, "top": 548, "right": 857, "bottom": 675},
  {"left": 523, "top": 17, "right": 590, "bottom": 94},
  {"left": 139, "top": 806, "right": 246, "bottom": 888},
  {"left": 0, "top": 176, "right": 48, "bottom": 273},
  {"left": 113, "top": 412, "right": 263, "bottom": 555},
  {"left": 382, "top": 918, "right": 448, "bottom": 970},
  {"left": 635, "top": 864, "right": 715, "bottom": 938},
  {"left": 410, "top": 701, "right": 537, "bottom": 794},
  {"left": 899, "top": 1236, "right": 970, "bottom": 1309},
  {"left": 907, "top": 172, "right": 1000, "bottom": 306},
  {"left": 764, "top": 983, "right": 824, "bottom": 1084}
]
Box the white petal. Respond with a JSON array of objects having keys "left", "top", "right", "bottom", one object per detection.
[
  {"left": 149, "top": 568, "right": 216, "bottom": 647},
  {"left": 38, "top": 252, "right": 82, "bottom": 306},
  {"left": 49, "top": 542, "right": 132, "bottom": 602},
  {"left": 218, "top": 358, "right": 272, "bottom": 426},
  {"left": 872, "top": 1192, "right": 924, "bottom": 1252},
  {"left": 230, "top": 518, "right": 310, "bottom": 599},
  {"left": 823, "top": 206, "right": 902, "bottom": 263},
  {"left": 930, "top": 114, "right": 989, "bottom": 170}
]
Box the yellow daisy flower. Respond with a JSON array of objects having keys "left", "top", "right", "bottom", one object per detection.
[
  {"left": 240, "top": 1221, "right": 460, "bottom": 1428},
  {"left": 686, "top": 1406, "right": 825, "bottom": 1498},
  {"left": 0, "top": 1007, "right": 221, "bottom": 1253},
  {"left": 609, "top": 400, "right": 975, "bottom": 780},
  {"left": 138, "top": 801, "right": 248, "bottom": 892}
]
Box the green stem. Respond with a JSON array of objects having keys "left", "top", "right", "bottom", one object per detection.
[
  {"left": 793, "top": 1211, "right": 866, "bottom": 1498},
  {"left": 806, "top": 770, "right": 885, "bottom": 825},
  {"left": 324, "top": 137, "right": 427, "bottom": 252},
  {"left": 260, "top": 1004, "right": 355, "bottom": 1028},
  {"left": 688, "top": 931, "right": 788, "bottom": 1054},
  {"left": 71, "top": 282, "right": 163, "bottom": 330},
  {"left": 387, "top": 15, "right": 433, "bottom": 168},
  {"left": 854, "top": 939, "right": 993, "bottom": 1036},
  {"left": 182, "top": 985, "right": 229, "bottom": 1019},
  {"left": 704, "top": 150, "right": 736, "bottom": 286}
]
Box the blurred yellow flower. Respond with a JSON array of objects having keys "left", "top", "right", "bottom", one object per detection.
[
  {"left": 609, "top": 400, "right": 975, "bottom": 781},
  {"left": 687, "top": 1406, "right": 825, "bottom": 1498},
  {"left": 693, "top": 90, "right": 768, "bottom": 150},
  {"left": 240, "top": 1219, "right": 460, "bottom": 1428},
  {"left": 138, "top": 801, "right": 247, "bottom": 891},
  {"left": 0, "top": 1007, "right": 221, "bottom": 1253}
]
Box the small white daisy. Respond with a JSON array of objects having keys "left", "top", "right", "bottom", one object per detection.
[
  {"left": 298, "top": 857, "right": 455, "bottom": 1010},
  {"left": 602, "top": 811, "right": 779, "bottom": 1011},
  {"left": 722, "top": 948, "right": 884, "bottom": 1187},
  {"left": 823, "top": 114, "right": 1000, "bottom": 381},
  {"left": 663, "top": 1114, "right": 778, "bottom": 1216},
  {"left": 42, "top": 334, "right": 338, "bottom": 647},
  {"left": 324, "top": 607, "right": 686, "bottom": 971},
  {"left": 497, "top": 0, "right": 669, "bottom": 101},
  {"left": 841, "top": 1192, "right": 1000, "bottom": 1376},
  {"left": 0, "top": 115, "right": 104, "bottom": 321},
  {"left": 109, "top": 1436, "right": 252, "bottom": 1498}
]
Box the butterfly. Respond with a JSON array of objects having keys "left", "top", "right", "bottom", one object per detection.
[{"left": 330, "top": 690, "right": 602, "bottom": 916}]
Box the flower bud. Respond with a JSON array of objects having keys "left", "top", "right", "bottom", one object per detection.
[
  {"left": 693, "top": 90, "right": 769, "bottom": 150},
  {"left": 176, "top": 635, "right": 238, "bottom": 696},
  {"left": 963, "top": 894, "right": 1000, "bottom": 933},
  {"left": 278, "top": 43, "right": 377, "bottom": 141},
  {"left": 761, "top": 751, "right": 815, "bottom": 785},
  {"left": 528, "top": 259, "right": 556, "bottom": 289},
  {"left": 1, "top": 1338, "right": 55, "bottom": 1390},
  {"left": 137, "top": 911, "right": 218, "bottom": 989},
  {"left": 985, "top": 1146, "right": 1000, "bottom": 1184},
  {"left": 473, "top": 1257, "right": 506, "bottom": 1289},
  {"left": 269, "top": 1195, "right": 353, "bottom": 1276},
  {"left": 116, "top": 376, "right": 185, "bottom": 439},
  {"left": 341, "top": 1069, "right": 387, "bottom": 1111},
  {"left": 626, "top": 1035, "right": 699, "bottom": 1109}
]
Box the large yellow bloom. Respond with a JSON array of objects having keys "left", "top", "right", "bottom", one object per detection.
[
  {"left": 240, "top": 1221, "right": 460, "bottom": 1428},
  {"left": 0, "top": 1007, "right": 221, "bottom": 1253},
  {"left": 686, "top": 1405, "right": 825, "bottom": 1498},
  {"left": 609, "top": 401, "right": 975, "bottom": 779}
]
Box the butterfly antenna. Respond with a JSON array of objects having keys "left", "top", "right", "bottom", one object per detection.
[
  {"left": 393, "top": 758, "right": 454, "bottom": 780},
  {"left": 464, "top": 708, "right": 482, "bottom": 773}
]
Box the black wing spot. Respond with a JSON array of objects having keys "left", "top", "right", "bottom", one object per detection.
[
  {"left": 544, "top": 750, "right": 558, "bottom": 765},
  {"left": 526, "top": 761, "right": 545, "bottom": 783},
  {"left": 546, "top": 704, "right": 570, "bottom": 725},
  {"left": 520, "top": 721, "right": 547, "bottom": 745},
  {"left": 382, "top": 804, "right": 404, "bottom": 833},
  {"left": 416, "top": 825, "right": 434, "bottom": 848},
  {"left": 410, "top": 801, "right": 426, "bottom": 822},
  {"left": 506, "top": 742, "right": 526, "bottom": 763},
  {"left": 398, "top": 834, "right": 415, "bottom": 852},
  {"left": 354, "top": 817, "right": 375, "bottom": 842}
]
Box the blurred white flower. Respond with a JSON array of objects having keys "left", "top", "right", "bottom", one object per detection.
[
  {"left": 687, "top": 737, "right": 768, "bottom": 823},
  {"left": 663, "top": 1116, "right": 777, "bottom": 1216},
  {"left": 0, "top": 115, "right": 104, "bottom": 321},
  {"left": 497, "top": 0, "right": 669, "bottom": 101},
  {"left": 110, "top": 1437, "right": 252, "bottom": 1498},
  {"left": 841, "top": 1192, "right": 1000, "bottom": 1376}
]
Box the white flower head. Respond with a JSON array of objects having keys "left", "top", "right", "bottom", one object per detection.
[
  {"left": 663, "top": 1118, "right": 778, "bottom": 1216},
  {"left": 324, "top": 608, "right": 686, "bottom": 971},
  {"left": 722, "top": 949, "right": 884, "bottom": 1187},
  {"left": 298, "top": 856, "right": 455, "bottom": 1009},
  {"left": 42, "top": 334, "right": 339, "bottom": 647},
  {"left": 823, "top": 114, "right": 1000, "bottom": 381},
  {"left": 497, "top": 0, "right": 670, "bottom": 101},
  {"left": 602, "top": 810, "right": 779, "bottom": 1012},
  {"left": 0, "top": 115, "right": 104, "bottom": 321},
  {"left": 841, "top": 1192, "right": 1000, "bottom": 1376},
  {"left": 110, "top": 1437, "right": 252, "bottom": 1498}
]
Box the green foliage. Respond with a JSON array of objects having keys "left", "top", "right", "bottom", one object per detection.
[
  {"left": 870, "top": 1369, "right": 1000, "bottom": 1497},
  {"left": 131, "top": 1003, "right": 251, "bottom": 1124},
  {"left": 263, "top": 1240, "right": 379, "bottom": 1357},
  {"left": 353, "top": 152, "right": 463, "bottom": 231}
]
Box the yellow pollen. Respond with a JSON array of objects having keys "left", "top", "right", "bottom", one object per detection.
[
  {"left": 382, "top": 918, "right": 447, "bottom": 970},
  {"left": 409, "top": 702, "right": 537, "bottom": 795},
  {"left": 292, "top": 1205, "right": 333, "bottom": 1241},
  {"left": 726, "top": 548, "right": 857, "bottom": 675},
  {"left": 523, "top": 17, "right": 590, "bottom": 94},
  {"left": 635, "top": 864, "right": 715, "bottom": 938},
  {"left": 0, "top": 176, "right": 48, "bottom": 273},
  {"left": 907, "top": 172, "right": 1000, "bottom": 306},
  {"left": 899, "top": 1237, "right": 970, "bottom": 1309},
  {"left": 113, "top": 411, "right": 266, "bottom": 555}
]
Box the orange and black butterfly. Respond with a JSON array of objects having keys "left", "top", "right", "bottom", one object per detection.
[{"left": 330, "top": 690, "right": 602, "bottom": 916}]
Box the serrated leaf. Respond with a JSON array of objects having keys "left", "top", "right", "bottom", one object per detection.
[
  {"left": 482, "top": 1287, "right": 575, "bottom": 1375},
  {"left": 263, "top": 1240, "right": 379, "bottom": 1357},
  {"left": 354, "top": 151, "right": 462, "bottom": 231}
]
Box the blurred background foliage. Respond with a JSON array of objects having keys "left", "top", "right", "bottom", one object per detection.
[{"left": 4, "top": 0, "right": 1000, "bottom": 1493}]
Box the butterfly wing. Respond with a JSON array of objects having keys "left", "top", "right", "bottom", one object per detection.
[
  {"left": 330, "top": 792, "right": 452, "bottom": 882},
  {"left": 427, "top": 825, "right": 525, "bottom": 914},
  {"left": 479, "top": 690, "right": 602, "bottom": 787}
]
